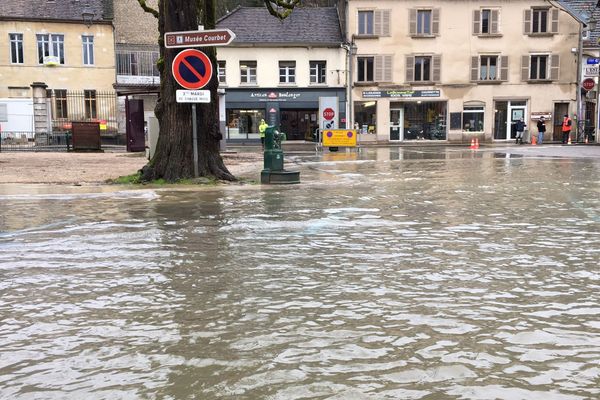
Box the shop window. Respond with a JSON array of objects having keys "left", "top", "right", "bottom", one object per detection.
[
  {"left": 524, "top": 8, "right": 558, "bottom": 35},
  {"left": 218, "top": 61, "right": 226, "bottom": 84},
  {"left": 523, "top": 54, "right": 559, "bottom": 81},
  {"left": 357, "top": 57, "right": 374, "bottom": 82},
  {"left": 37, "top": 34, "right": 64, "bottom": 65},
  {"left": 240, "top": 61, "right": 257, "bottom": 84},
  {"left": 10, "top": 33, "right": 24, "bottom": 64},
  {"left": 404, "top": 102, "right": 447, "bottom": 140},
  {"left": 279, "top": 61, "right": 296, "bottom": 84},
  {"left": 463, "top": 106, "right": 484, "bottom": 132},
  {"left": 309, "top": 61, "right": 326, "bottom": 84},
  {"left": 354, "top": 101, "right": 377, "bottom": 134},
  {"left": 409, "top": 9, "right": 440, "bottom": 36},
  {"left": 473, "top": 9, "right": 500, "bottom": 35},
  {"left": 226, "top": 109, "right": 265, "bottom": 140}
]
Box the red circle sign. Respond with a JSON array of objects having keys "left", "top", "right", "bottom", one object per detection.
[
  {"left": 172, "top": 49, "right": 213, "bottom": 90},
  {"left": 582, "top": 78, "right": 595, "bottom": 91},
  {"left": 323, "top": 108, "right": 335, "bottom": 120}
]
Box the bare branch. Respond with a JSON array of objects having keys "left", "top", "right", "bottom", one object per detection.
[
  {"left": 264, "top": 0, "right": 301, "bottom": 19},
  {"left": 137, "top": 0, "right": 159, "bottom": 18}
]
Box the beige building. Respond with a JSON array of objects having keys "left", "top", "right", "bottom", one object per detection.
[
  {"left": 346, "top": 0, "right": 582, "bottom": 143},
  {"left": 0, "top": 0, "right": 115, "bottom": 134}
]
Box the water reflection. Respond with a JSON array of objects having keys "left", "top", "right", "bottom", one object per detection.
[{"left": 1, "top": 147, "right": 599, "bottom": 399}]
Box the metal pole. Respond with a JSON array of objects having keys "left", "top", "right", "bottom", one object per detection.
[
  {"left": 192, "top": 103, "right": 199, "bottom": 178},
  {"left": 576, "top": 23, "right": 583, "bottom": 143}
]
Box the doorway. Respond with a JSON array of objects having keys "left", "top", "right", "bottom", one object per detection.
[
  {"left": 493, "top": 100, "right": 527, "bottom": 140},
  {"left": 553, "top": 103, "right": 569, "bottom": 141},
  {"left": 280, "top": 109, "right": 318, "bottom": 141},
  {"left": 389, "top": 108, "right": 403, "bottom": 141}
]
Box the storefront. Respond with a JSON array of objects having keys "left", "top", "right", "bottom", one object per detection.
[
  {"left": 359, "top": 90, "right": 447, "bottom": 141},
  {"left": 224, "top": 88, "right": 346, "bottom": 142}
]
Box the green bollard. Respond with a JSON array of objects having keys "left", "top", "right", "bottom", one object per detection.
[{"left": 261, "top": 126, "right": 300, "bottom": 184}]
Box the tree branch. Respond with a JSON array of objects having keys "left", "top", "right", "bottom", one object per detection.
[
  {"left": 137, "top": 0, "right": 159, "bottom": 18},
  {"left": 264, "top": 0, "right": 301, "bottom": 19}
]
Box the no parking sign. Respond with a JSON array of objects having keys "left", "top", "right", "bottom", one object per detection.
[{"left": 171, "top": 49, "right": 213, "bottom": 90}]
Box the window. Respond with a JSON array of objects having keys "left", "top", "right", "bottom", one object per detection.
[
  {"left": 226, "top": 109, "right": 265, "bottom": 140},
  {"left": 37, "top": 34, "right": 64, "bottom": 64},
  {"left": 410, "top": 9, "right": 439, "bottom": 36},
  {"left": 279, "top": 61, "right": 296, "bottom": 84},
  {"left": 310, "top": 61, "right": 326, "bottom": 84},
  {"left": 53, "top": 89, "right": 68, "bottom": 119},
  {"left": 9, "top": 33, "right": 24, "bottom": 64},
  {"left": 218, "top": 61, "right": 226, "bottom": 84},
  {"left": 358, "top": 10, "right": 374, "bottom": 35},
  {"left": 82, "top": 35, "right": 94, "bottom": 65},
  {"left": 417, "top": 10, "right": 432, "bottom": 35},
  {"left": 524, "top": 8, "right": 558, "bottom": 35},
  {"left": 474, "top": 9, "right": 499, "bottom": 35},
  {"left": 530, "top": 55, "right": 548, "bottom": 80},
  {"left": 463, "top": 106, "right": 484, "bottom": 132},
  {"left": 415, "top": 56, "right": 431, "bottom": 81},
  {"left": 0, "top": 104, "right": 7, "bottom": 122},
  {"left": 406, "top": 55, "right": 441, "bottom": 83},
  {"left": 240, "top": 61, "right": 256, "bottom": 84},
  {"left": 357, "top": 57, "right": 374, "bottom": 82},
  {"left": 471, "top": 56, "right": 508, "bottom": 82},
  {"left": 481, "top": 10, "right": 491, "bottom": 34},
  {"left": 84, "top": 90, "right": 97, "bottom": 119},
  {"left": 480, "top": 56, "right": 497, "bottom": 80}
]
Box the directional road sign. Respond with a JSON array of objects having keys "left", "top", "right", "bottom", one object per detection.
[
  {"left": 171, "top": 49, "right": 213, "bottom": 90},
  {"left": 165, "top": 29, "right": 236, "bottom": 48}
]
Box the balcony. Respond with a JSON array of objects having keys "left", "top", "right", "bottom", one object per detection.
[{"left": 116, "top": 50, "right": 160, "bottom": 86}]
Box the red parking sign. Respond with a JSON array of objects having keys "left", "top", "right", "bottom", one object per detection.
[{"left": 172, "top": 49, "right": 213, "bottom": 90}]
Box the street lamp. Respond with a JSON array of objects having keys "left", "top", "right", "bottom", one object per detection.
[
  {"left": 81, "top": 1, "right": 95, "bottom": 27},
  {"left": 341, "top": 41, "right": 357, "bottom": 129}
]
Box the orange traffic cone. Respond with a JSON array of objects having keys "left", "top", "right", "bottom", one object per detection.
[
  {"left": 531, "top": 135, "right": 537, "bottom": 145},
  {"left": 475, "top": 138, "right": 480, "bottom": 149},
  {"left": 567, "top": 135, "right": 572, "bottom": 145},
  {"left": 470, "top": 138, "right": 476, "bottom": 149}
]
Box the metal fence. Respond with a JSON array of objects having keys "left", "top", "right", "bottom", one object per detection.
[{"left": 0, "top": 131, "right": 70, "bottom": 152}]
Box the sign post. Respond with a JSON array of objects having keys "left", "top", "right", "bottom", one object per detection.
[{"left": 165, "top": 29, "right": 236, "bottom": 48}]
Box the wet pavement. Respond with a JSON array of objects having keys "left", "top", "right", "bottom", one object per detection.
[{"left": 0, "top": 146, "right": 599, "bottom": 399}]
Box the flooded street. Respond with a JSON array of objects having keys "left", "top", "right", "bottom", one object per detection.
[{"left": 1, "top": 146, "right": 599, "bottom": 399}]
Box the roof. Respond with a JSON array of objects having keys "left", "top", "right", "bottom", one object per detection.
[
  {"left": 559, "top": 0, "right": 600, "bottom": 48},
  {"left": 0, "top": 0, "right": 112, "bottom": 23},
  {"left": 216, "top": 7, "right": 343, "bottom": 46}
]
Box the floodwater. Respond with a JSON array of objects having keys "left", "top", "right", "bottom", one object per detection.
[{"left": 1, "top": 146, "right": 599, "bottom": 399}]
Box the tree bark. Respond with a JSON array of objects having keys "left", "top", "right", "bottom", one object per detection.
[{"left": 141, "top": 0, "right": 234, "bottom": 182}]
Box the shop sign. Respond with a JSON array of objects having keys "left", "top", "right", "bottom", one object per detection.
[
  {"left": 362, "top": 90, "right": 441, "bottom": 98},
  {"left": 249, "top": 91, "right": 302, "bottom": 101},
  {"left": 531, "top": 112, "right": 552, "bottom": 120},
  {"left": 587, "top": 58, "right": 600, "bottom": 65},
  {"left": 584, "top": 65, "right": 599, "bottom": 77}
]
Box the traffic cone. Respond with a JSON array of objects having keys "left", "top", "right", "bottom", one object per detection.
[
  {"left": 568, "top": 135, "right": 572, "bottom": 145},
  {"left": 469, "top": 138, "right": 476, "bottom": 149},
  {"left": 531, "top": 135, "right": 537, "bottom": 145},
  {"left": 475, "top": 138, "right": 480, "bottom": 149}
]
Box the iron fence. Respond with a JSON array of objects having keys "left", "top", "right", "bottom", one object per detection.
[{"left": 0, "top": 131, "right": 69, "bottom": 152}]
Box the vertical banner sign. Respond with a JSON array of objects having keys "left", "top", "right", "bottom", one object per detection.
[{"left": 319, "top": 97, "right": 339, "bottom": 130}]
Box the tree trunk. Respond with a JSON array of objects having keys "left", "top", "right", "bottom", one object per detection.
[{"left": 142, "top": 0, "right": 234, "bottom": 182}]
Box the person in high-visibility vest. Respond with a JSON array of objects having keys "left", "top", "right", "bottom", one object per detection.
[
  {"left": 259, "top": 119, "right": 268, "bottom": 148},
  {"left": 561, "top": 114, "right": 572, "bottom": 144}
]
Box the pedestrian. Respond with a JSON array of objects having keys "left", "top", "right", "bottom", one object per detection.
[
  {"left": 515, "top": 118, "right": 526, "bottom": 144},
  {"left": 561, "top": 114, "right": 572, "bottom": 144},
  {"left": 258, "top": 118, "right": 268, "bottom": 149},
  {"left": 537, "top": 116, "right": 546, "bottom": 145}
]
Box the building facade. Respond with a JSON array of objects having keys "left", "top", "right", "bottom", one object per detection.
[
  {"left": 346, "top": 0, "right": 582, "bottom": 143},
  {"left": 216, "top": 7, "right": 347, "bottom": 142},
  {"left": 0, "top": 0, "right": 115, "bottom": 134}
]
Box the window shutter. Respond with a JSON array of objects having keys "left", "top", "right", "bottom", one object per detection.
[
  {"left": 384, "top": 55, "right": 393, "bottom": 82},
  {"left": 473, "top": 10, "right": 481, "bottom": 34},
  {"left": 432, "top": 55, "right": 441, "bottom": 82},
  {"left": 406, "top": 55, "right": 414, "bottom": 82},
  {"left": 524, "top": 9, "right": 531, "bottom": 34},
  {"left": 551, "top": 8, "right": 559, "bottom": 34},
  {"left": 550, "top": 54, "right": 559, "bottom": 80},
  {"left": 500, "top": 56, "right": 508, "bottom": 81},
  {"left": 375, "top": 55, "right": 384, "bottom": 81},
  {"left": 491, "top": 10, "right": 499, "bottom": 33},
  {"left": 471, "top": 56, "right": 479, "bottom": 81},
  {"left": 374, "top": 10, "right": 382, "bottom": 36},
  {"left": 432, "top": 9, "right": 440, "bottom": 35},
  {"left": 409, "top": 9, "right": 417, "bottom": 35},
  {"left": 379, "top": 10, "right": 391, "bottom": 36},
  {"left": 521, "top": 55, "right": 530, "bottom": 81}
]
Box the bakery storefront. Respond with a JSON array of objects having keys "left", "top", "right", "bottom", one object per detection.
[
  {"left": 360, "top": 90, "right": 447, "bottom": 142},
  {"left": 224, "top": 88, "right": 346, "bottom": 142}
]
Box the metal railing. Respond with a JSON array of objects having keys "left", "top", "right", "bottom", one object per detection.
[
  {"left": 116, "top": 50, "right": 160, "bottom": 78},
  {"left": 0, "top": 131, "right": 69, "bottom": 152}
]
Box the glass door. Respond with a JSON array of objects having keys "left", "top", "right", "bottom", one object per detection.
[{"left": 389, "top": 108, "right": 403, "bottom": 141}]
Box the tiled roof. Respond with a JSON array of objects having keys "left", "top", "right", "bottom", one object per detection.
[
  {"left": 559, "top": 0, "right": 600, "bottom": 48},
  {"left": 217, "top": 7, "right": 343, "bottom": 46},
  {"left": 0, "top": 0, "right": 111, "bottom": 23}
]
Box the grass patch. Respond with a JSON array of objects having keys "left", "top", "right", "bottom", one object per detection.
[{"left": 109, "top": 172, "right": 142, "bottom": 184}]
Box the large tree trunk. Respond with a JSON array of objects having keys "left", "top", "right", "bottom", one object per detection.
[{"left": 142, "top": 0, "right": 234, "bottom": 182}]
